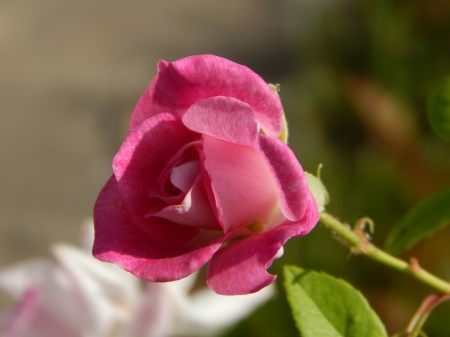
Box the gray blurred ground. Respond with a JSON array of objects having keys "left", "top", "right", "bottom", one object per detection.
[{"left": 0, "top": 1, "right": 290, "bottom": 266}]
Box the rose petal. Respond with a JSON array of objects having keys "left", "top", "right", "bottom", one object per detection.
[
  {"left": 202, "top": 135, "right": 280, "bottom": 233},
  {"left": 0, "top": 289, "right": 38, "bottom": 336},
  {"left": 50, "top": 245, "right": 120, "bottom": 337},
  {"left": 257, "top": 135, "right": 313, "bottom": 222},
  {"left": 207, "top": 197, "right": 318, "bottom": 295},
  {"left": 182, "top": 95, "right": 313, "bottom": 224},
  {"left": 152, "top": 175, "right": 221, "bottom": 230},
  {"left": 0, "top": 260, "right": 54, "bottom": 299},
  {"left": 164, "top": 275, "right": 275, "bottom": 336},
  {"left": 125, "top": 283, "right": 173, "bottom": 337},
  {"left": 182, "top": 96, "right": 258, "bottom": 147},
  {"left": 111, "top": 113, "right": 200, "bottom": 244},
  {"left": 99, "top": 175, "right": 199, "bottom": 245},
  {"left": 170, "top": 160, "right": 201, "bottom": 194},
  {"left": 50, "top": 245, "right": 142, "bottom": 336},
  {"left": 0, "top": 289, "right": 78, "bottom": 337},
  {"left": 93, "top": 176, "right": 230, "bottom": 282},
  {"left": 156, "top": 141, "right": 201, "bottom": 200},
  {"left": 130, "top": 55, "right": 283, "bottom": 137},
  {"left": 178, "top": 285, "right": 275, "bottom": 329}
]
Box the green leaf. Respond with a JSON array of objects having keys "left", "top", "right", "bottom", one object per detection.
[
  {"left": 283, "top": 266, "right": 387, "bottom": 337},
  {"left": 428, "top": 77, "right": 450, "bottom": 140},
  {"left": 385, "top": 186, "right": 450, "bottom": 254}
]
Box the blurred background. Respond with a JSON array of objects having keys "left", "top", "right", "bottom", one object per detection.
[{"left": 1, "top": 0, "right": 450, "bottom": 335}]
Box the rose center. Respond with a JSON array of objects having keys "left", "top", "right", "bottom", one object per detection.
[{"left": 158, "top": 143, "right": 201, "bottom": 199}]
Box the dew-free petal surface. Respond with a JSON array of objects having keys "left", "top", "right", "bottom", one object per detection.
[
  {"left": 202, "top": 136, "right": 280, "bottom": 233},
  {"left": 93, "top": 176, "right": 228, "bottom": 282},
  {"left": 183, "top": 95, "right": 313, "bottom": 225},
  {"left": 112, "top": 113, "right": 200, "bottom": 244},
  {"left": 130, "top": 55, "right": 283, "bottom": 137},
  {"left": 207, "top": 198, "right": 318, "bottom": 296},
  {"left": 164, "top": 276, "right": 275, "bottom": 336},
  {"left": 170, "top": 160, "right": 201, "bottom": 194},
  {"left": 182, "top": 96, "right": 258, "bottom": 147},
  {"left": 0, "top": 289, "right": 77, "bottom": 337},
  {"left": 153, "top": 176, "right": 221, "bottom": 230},
  {"left": 206, "top": 224, "right": 298, "bottom": 295},
  {"left": 52, "top": 244, "right": 140, "bottom": 337},
  {"left": 0, "top": 260, "right": 54, "bottom": 299},
  {"left": 257, "top": 135, "right": 312, "bottom": 221}
]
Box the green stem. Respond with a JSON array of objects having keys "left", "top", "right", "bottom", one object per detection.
[{"left": 319, "top": 212, "right": 450, "bottom": 294}]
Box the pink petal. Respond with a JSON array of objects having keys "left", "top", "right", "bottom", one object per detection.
[
  {"left": 206, "top": 198, "right": 318, "bottom": 295},
  {"left": 182, "top": 95, "right": 313, "bottom": 224},
  {"left": 0, "top": 260, "right": 54, "bottom": 299},
  {"left": 152, "top": 141, "right": 201, "bottom": 206},
  {"left": 152, "top": 175, "right": 221, "bottom": 230},
  {"left": 111, "top": 113, "right": 200, "bottom": 244},
  {"left": 98, "top": 175, "right": 198, "bottom": 245},
  {"left": 93, "top": 176, "right": 230, "bottom": 282},
  {"left": 1, "top": 289, "right": 38, "bottom": 336},
  {"left": 126, "top": 283, "right": 173, "bottom": 337},
  {"left": 130, "top": 55, "right": 283, "bottom": 137},
  {"left": 202, "top": 136, "right": 280, "bottom": 233},
  {"left": 297, "top": 193, "right": 320, "bottom": 236},
  {"left": 173, "top": 282, "right": 275, "bottom": 331},
  {"left": 182, "top": 96, "right": 258, "bottom": 147},
  {"left": 1, "top": 289, "right": 77, "bottom": 337},
  {"left": 51, "top": 244, "right": 129, "bottom": 337},
  {"left": 170, "top": 160, "right": 200, "bottom": 194},
  {"left": 257, "top": 135, "right": 312, "bottom": 222}
]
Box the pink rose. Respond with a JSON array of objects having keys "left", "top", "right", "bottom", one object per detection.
[{"left": 93, "top": 55, "right": 318, "bottom": 295}]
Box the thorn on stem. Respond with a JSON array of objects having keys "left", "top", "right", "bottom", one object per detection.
[
  {"left": 409, "top": 258, "right": 421, "bottom": 275},
  {"left": 353, "top": 217, "right": 374, "bottom": 240}
]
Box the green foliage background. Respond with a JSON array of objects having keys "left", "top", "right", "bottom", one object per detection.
[{"left": 224, "top": 0, "right": 450, "bottom": 336}]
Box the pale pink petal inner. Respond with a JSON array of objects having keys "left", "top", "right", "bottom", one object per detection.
[
  {"left": 170, "top": 160, "right": 201, "bottom": 194},
  {"left": 202, "top": 135, "right": 280, "bottom": 233},
  {"left": 155, "top": 140, "right": 201, "bottom": 199},
  {"left": 152, "top": 176, "right": 221, "bottom": 230}
]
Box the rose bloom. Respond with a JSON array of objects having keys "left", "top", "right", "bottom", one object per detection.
[{"left": 93, "top": 55, "right": 319, "bottom": 295}]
